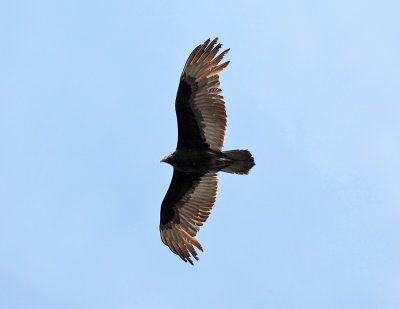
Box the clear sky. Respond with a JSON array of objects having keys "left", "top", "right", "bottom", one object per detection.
[{"left": 1, "top": 1, "right": 399, "bottom": 308}]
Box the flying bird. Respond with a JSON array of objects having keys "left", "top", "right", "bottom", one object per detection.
[{"left": 160, "top": 38, "right": 255, "bottom": 264}]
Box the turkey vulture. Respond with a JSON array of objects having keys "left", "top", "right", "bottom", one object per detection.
[{"left": 160, "top": 38, "right": 255, "bottom": 264}]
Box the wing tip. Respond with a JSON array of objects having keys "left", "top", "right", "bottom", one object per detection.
[
  {"left": 182, "top": 37, "right": 230, "bottom": 79},
  {"left": 160, "top": 224, "right": 204, "bottom": 265}
]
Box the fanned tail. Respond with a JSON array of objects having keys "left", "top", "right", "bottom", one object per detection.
[{"left": 222, "top": 150, "right": 255, "bottom": 175}]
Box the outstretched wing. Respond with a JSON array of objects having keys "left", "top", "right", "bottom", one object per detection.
[
  {"left": 175, "top": 38, "right": 229, "bottom": 151},
  {"left": 160, "top": 169, "right": 218, "bottom": 264}
]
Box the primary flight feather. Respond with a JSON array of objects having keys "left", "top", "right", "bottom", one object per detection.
[{"left": 160, "top": 38, "right": 255, "bottom": 264}]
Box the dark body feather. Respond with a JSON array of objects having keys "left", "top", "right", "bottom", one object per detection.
[
  {"left": 160, "top": 38, "right": 255, "bottom": 264},
  {"left": 176, "top": 79, "right": 209, "bottom": 150},
  {"left": 160, "top": 171, "right": 202, "bottom": 225}
]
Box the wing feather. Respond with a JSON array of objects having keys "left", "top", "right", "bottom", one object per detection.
[
  {"left": 160, "top": 169, "right": 218, "bottom": 264},
  {"left": 175, "top": 38, "right": 229, "bottom": 150}
]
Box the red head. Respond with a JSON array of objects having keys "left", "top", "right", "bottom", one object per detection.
[{"left": 160, "top": 155, "right": 171, "bottom": 163}]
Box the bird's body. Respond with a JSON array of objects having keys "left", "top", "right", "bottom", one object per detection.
[
  {"left": 160, "top": 38, "right": 255, "bottom": 264},
  {"left": 161, "top": 148, "right": 229, "bottom": 174}
]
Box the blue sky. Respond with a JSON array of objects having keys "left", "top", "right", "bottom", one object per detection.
[{"left": 1, "top": 0, "right": 399, "bottom": 308}]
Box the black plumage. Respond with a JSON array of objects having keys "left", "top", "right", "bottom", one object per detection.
[{"left": 160, "top": 38, "right": 255, "bottom": 264}]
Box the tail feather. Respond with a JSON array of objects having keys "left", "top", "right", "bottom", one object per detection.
[{"left": 222, "top": 150, "right": 255, "bottom": 175}]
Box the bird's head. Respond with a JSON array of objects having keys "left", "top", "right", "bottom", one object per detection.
[{"left": 160, "top": 154, "right": 173, "bottom": 164}]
